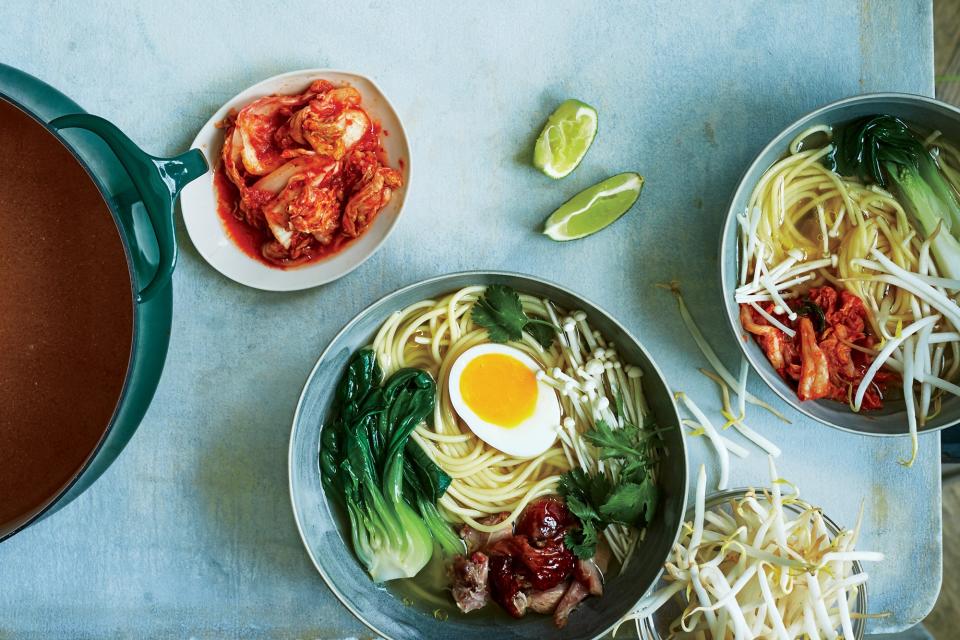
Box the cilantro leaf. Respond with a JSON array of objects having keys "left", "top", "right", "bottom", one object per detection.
[
  {"left": 558, "top": 469, "right": 610, "bottom": 560},
  {"left": 598, "top": 477, "right": 658, "bottom": 526},
  {"left": 597, "top": 483, "right": 643, "bottom": 524},
  {"left": 525, "top": 321, "right": 558, "bottom": 350},
  {"left": 558, "top": 469, "right": 590, "bottom": 506},
  {"left": 584, "top": 420, "right": 644, "bottom": 460},
  {"left": 472, "top": 285, "right": 557, "bottom": 348},
  {"left": 586, "top": 472, "right": 613, "bottom": 508},
  {"left": 559, "top": 468, "right": 611, "bottom": 511},
  {"left": 564, "top": 493, "right": 599, "bottom": 524},
  {"left": 639, "top": 476, "right": 659, "bottom": 522},
  {"left": 621, "top": 459, "right": 652, "bottom": 484},
  {"left": 564, "top": 520, "right": 599, "bottom": 559},
  {"left": 472, "top": 285, "right": 526, "bottom": 342}
]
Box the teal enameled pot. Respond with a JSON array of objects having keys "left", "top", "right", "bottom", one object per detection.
[{"left": 0, "top": 64, "right": 208, "bottom": 540}]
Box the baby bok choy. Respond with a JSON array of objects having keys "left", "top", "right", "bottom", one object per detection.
[
  {"left": 320, "top": 349, "right": 462, "bottom": 582},
  {"left": 834, "top": 115, "right": 960, "bottom": 279}
]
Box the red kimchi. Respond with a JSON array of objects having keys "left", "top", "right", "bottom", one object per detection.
[
  {"left": 740, "top": 286, "right": 895, "bottom": 410},
  {"left": 216, "top": 79, "right": 402, "bottom": 267}
]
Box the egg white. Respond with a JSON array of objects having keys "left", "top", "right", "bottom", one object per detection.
[{"left": 447, "top": 343, "right": 561, "bottom": 458}]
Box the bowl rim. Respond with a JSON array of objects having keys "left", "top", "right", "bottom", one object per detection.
[
  {"left": 647, "top": 486, "right": 868, "bottom": 640},
  {"left": 182, "top": 67, "right": 411, "bottom": 292},
  {"left": 287, "top": 270, "right": 689, "bottom": 640},
  {"left": 719, "top": 91, "right": 960, "bottom": 437}
]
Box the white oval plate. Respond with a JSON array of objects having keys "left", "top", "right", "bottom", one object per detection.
[{"left": 181, "top": 69, "right": 410, "bottom": 291}]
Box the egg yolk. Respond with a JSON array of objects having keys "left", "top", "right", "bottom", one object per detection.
[{"left": 458, "top": 353, "right": 538, "bottom": 428}]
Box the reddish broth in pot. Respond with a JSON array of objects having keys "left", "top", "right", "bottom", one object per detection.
[{"left": 0, "top": 98, "right": 133, "bottom": 534}]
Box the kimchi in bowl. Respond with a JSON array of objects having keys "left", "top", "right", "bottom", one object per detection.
[{"left": 181, "top": 69, "right": 410, "bottom": 291}]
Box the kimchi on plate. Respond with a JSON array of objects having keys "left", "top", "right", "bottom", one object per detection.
[{"left": 216, "top": 79, "right": 403, "bottom": 267}]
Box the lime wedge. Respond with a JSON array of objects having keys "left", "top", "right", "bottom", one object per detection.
[
  {"left": 542, "top": 172, "right": 644, "bottom": 241},
  {"left": 533, "top": 99, "right": 598, "bottom": 179}
]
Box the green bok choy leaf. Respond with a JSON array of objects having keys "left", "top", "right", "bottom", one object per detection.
[
  {"left": 321, "top": 349, "right": 462, "bottom": 582},
  {"left": 834, "top": 115, "right": 960, "bottom": 279}
]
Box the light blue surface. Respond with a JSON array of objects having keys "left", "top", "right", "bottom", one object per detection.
[{"left": 0, "top": 1, "right": 939, "bottom": 637}]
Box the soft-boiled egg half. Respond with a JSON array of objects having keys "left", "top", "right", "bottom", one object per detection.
[{"left": 448, "top": 343, "right": 560, "bottom": 458}]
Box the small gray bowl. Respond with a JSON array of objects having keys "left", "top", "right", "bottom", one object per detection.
[
  {"left": 720, "top": 93, "right": 960, "bottom": 436},
  {"left": 288, "top": 271, "right": 688, "bottom": 640},
  {"left": 648, "top": 488, "right": 867, "bottom": 639}
]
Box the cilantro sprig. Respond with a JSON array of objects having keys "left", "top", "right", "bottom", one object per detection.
[
  {"left": 472, "top": 285, "right": 558, "bottom": 349},
  {"left": 558, "top": 420, "right": 660, "bottom": 559}
]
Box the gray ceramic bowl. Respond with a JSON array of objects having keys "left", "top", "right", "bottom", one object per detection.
[
  {"left": 289, "top": 272, "right": 688, "bottom": 640},
  {"left": 720, "top": 93, "right": 960, "bottom": 436},
  {"left": 648, "top": 489, "right": 867, "bottom": 639}
]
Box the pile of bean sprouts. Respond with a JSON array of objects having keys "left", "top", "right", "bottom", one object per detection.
[
  {"left": 617, "top": 461, "right": 884, "bottom": 640},
  {"left": 661, "top": 283, "right": 786, "bottom": 491}
]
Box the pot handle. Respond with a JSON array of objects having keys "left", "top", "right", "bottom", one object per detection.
[{"left": 49, "top": 114, "right": 208, "bottom": 302}]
